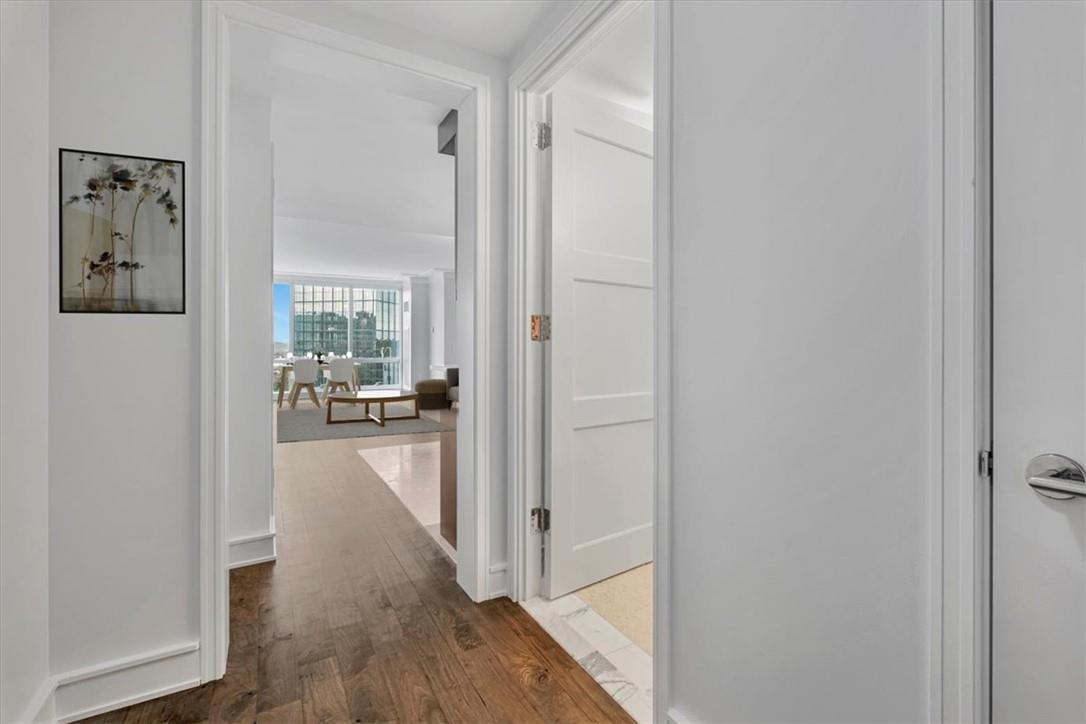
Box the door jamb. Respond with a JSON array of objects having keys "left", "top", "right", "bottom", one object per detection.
[
  {"left": 939, "top": 1, "right": 992, "bottom": 719},
  {"left": 201, "top": 0, "right": 495, "bottom": 681},
  {"left": 507, "top": 0, "right": 661, "bottom": 712},
  {"left": 507, "top": 0, "right": 643, "bottom": 604}
]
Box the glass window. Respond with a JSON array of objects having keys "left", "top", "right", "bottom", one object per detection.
[
  {"left": 352, "top": 287, "right": 401, "bottom": 386},
  {"left": 278, "top": 282, "right": 402, "bottom": 388},
  {"left": 273, "top": 283, "right": 290, "bottom": 356},
  {"left": 292, "top": 285, "right": 350, "bottom": 357}
]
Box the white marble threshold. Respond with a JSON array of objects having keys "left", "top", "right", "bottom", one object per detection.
[{"left": 521, "top": 594, "right": 653, "bottom": 724}]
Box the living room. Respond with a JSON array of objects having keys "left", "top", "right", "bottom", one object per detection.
[{"left": 226, "top": 17, "right": 468, "bottom": 573}]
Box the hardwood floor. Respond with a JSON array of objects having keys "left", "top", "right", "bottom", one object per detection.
[{"left": 81, "top": 433, "right": 632, "bottom": 723}]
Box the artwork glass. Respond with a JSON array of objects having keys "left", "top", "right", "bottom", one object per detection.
[{"left": 59, "top": 149, "right": 184, "bottom": 313}]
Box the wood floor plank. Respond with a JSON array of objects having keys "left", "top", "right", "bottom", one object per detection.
[
  {"left": 120, "top": 696, "right": 166, "bottom": 724},
  {"left": 433, "top": 682, "right": 495, "bottom": 724},
  {"left": 207, "top": 641, "right": 257, "bottom": 723},
  {"left": 488, "top": 598, "right": 636, "bottom": 723},
  {"left": 75, "top": 429, "right": 633, "bottom": 724},
  {"left": 376, "top": 643, "right": 448, "bottom": 724},
  {"left": 293, "top": 600, "right": 336, "bottom": 666},
  {"left": 352, "top": 572, "right": 405, "bottom": 646},
  {"left": 459, "top": 644, "right": 548, "bottom": 724},
  {"left": 341, "top": 663, "right": 398, "bottom": 723},
  {"left": 158, "top": 681, "right": 215, "bottom": 724},
  {"left": 254, "top": 700, "right": 303, "bottom": 723},
  {"left": 300, "top": 657, "right": 351, "bottom": 724},
  {"left": 472, "top": 603, "right": 600, "bottom": 724},
  {"left": 255, "top": 623, "right": 300, "bottom": 713}
]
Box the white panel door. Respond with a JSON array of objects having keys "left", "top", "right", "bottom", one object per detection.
[
  {"left": 992, "top": 2, "right": 1086, "bottom": 722},
  {"left": 546, "top": 93, "right": 654, "bottom": 598}
]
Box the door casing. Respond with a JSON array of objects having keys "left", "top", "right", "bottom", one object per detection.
[{"left": 201, "top": 0, "right": 497, "bottom": 683}]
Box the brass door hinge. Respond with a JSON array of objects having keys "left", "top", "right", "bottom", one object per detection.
[
  {"left": 530, "top": 507, "right": 550, "bottom": 533},
  {"left": 530, "top": 314, "right": 551, "bottom": 341},
  {"left": 532, "top": 121, "right": 552, "bottom": 150}
]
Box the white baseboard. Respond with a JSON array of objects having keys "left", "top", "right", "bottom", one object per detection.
[
  {"left": 488, "top": 562, "right": 508, "bottom": 599},
  {"left": 53, "top": 641, "right": 201, "bottom": 723},
  {"left": 16, "top": 675, "right": 58, "bottom": 724},
  {"left": 228, "top": 531, "right": 277, "bottom": 569},
  {"left": 668, "top": 707, "right": 695, "bottom": 724}
]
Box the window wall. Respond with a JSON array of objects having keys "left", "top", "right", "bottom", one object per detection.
[{"left": 274, "top": 282, "right": 402, "bottom": 387}]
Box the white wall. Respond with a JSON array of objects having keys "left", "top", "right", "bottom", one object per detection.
[
  {"left": 403, "top": 276, "right": 431, "bottom": 387},
  {"left": 227, "top": 92, "right": 275, "bottom": 565},
  {"left": 274, "top": 216, "right": 453, "bottom": 279},
  {"left": 48, "top": 0, "right": 202, "bottom": 716},
  {"left": 33, "top": 5, "right": 528, "bottom": 718},
  {"left": 428, "top": 269, "right": 456, "bottom": 375},
  {"left": 667, "top": 2, "right": 938, "bottom": 722},
  {"left": 271, "top": 100, "right": 455, "bottom": 237},
  {"left": 0, "top": 3, "right": 53, "bottom": 722}
]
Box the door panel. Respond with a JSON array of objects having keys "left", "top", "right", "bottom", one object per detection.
[
  {"left": 546, "top": 93, "right": 654, "bottom": 598},
  {"left": 992, "top": 2, "right": 1086, "bottom": 722}
]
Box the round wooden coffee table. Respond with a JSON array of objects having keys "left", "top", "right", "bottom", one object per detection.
[{"left": 325, "top": 389, "right": 420, "bottom": 427}]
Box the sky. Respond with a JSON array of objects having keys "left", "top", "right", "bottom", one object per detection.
[{"left": 274, "top": 283, "right": 289, "bottom": 345}]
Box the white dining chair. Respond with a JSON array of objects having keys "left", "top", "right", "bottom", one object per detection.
[
  {"left": 288, "top": 358, "right": 320, "bottom": 409},
  {"left": 324, "top": 358, "right": 355, "bottom": 401}
]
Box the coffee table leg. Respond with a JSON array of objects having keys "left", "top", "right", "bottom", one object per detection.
[
  {"left": 326, "top": 399, "right": 332, "bottom": 424},
  {"left": 413, "top": 397, "right": 420, "bottom": 419},
  {"left": 379, "top": 401, "right": 386, "bottom": 426}
]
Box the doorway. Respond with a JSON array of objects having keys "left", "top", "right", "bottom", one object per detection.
[
  {"left": 510, "top": 3, "right": 655, "bottom": 722},
  {"left": 200, "top": 0, "right": 495, "bottom": 680}
]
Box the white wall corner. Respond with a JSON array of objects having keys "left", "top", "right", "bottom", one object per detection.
[
  {"left": 52, "top": 642, "right": 200, "bottom": 724},
  {"left": 228, "top": 532, "right": 277, "bottom": 569}
]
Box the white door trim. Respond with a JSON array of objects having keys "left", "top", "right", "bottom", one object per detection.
[
  {"left": 508, "top": 0, "right": 639, "bottom": 605},
  {"left": 507, "top": 0, "right": 661, "bottom": 708},
  {"left": 510, "top": 1, "right": 988, "bottom": 723},
  {"left": 201, "top": 0, "right": 494, "bottom": 682},
  {"left": 938, "top": 1, "right": 989, "bottom": 720},
  {"left": 652, "top": 4, "right": 673, "bottom": 722}
]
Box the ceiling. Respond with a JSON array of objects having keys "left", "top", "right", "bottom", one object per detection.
[
  {"left": 231, "top": 22, "right": 462, "bottom": 277},
  {"left": 560, "top": 2, "right": 653, "bottom": 114},
  {"left": 331, "top": 0, "right": 561, "bottom": 59}
]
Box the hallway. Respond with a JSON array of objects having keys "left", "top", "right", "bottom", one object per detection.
[{"left": 82, "top": 435, "right": 631, "bottom": 723}]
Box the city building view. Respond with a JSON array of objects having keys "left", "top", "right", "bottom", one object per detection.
[{"left": 273, "top": 283, "right": 402, "bottom": 387}]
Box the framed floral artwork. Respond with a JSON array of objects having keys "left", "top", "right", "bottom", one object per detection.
[{"left": 59, "top": 148, "right": 184, "bottom": 313}]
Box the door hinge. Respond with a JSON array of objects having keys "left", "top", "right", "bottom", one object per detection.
[
  {"left": 530, "top": 506, "right": 550, "bottom": 533},
  {"left": 530, "top": 314, "right": 551, "bottom": 341},
  {"left": 979, "top": 449, "right": 993, "bottom": 478},
  {"left": 532, "top": 121, "right": 552, "bottom": 150}
]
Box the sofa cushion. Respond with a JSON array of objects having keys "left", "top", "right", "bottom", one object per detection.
[{"left": 415, "top": 378, "right": 447, "bottom": 394}]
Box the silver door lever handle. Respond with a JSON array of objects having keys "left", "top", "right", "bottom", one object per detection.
[{"left": 1025, "top": 454, "right": 1086, "bottom": 500}]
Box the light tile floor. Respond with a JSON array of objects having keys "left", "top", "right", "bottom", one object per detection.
[
  {"left": 522, "top": 594, "right": 653, "bottom": 724},
  {"left": 356, "top": 434, "right": 456, "bottom": 561}
]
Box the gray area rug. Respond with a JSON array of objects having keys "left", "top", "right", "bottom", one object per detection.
[{"left": 277, "top": 402, "right": 452, "bottom": 443}]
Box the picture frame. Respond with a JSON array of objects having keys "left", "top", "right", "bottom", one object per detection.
[{"left": 58, "top": 148, "right": 185, "bottom": 314}]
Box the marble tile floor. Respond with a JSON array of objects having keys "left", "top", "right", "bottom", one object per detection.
[
  {"left": 356, "top": 435, "right": 456, "bottom": 561},
  {"left": 521, "top": 593, "right": 654, "bottom": 724}
]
